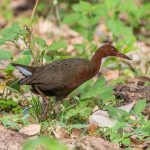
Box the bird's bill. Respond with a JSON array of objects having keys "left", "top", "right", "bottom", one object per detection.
[{"left": 116, "top": 51, "right": 132, "bottom": 60}]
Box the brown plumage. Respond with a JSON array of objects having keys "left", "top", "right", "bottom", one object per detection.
[{"left": 12, "top": 43, "right": 131, "bottom": 119}]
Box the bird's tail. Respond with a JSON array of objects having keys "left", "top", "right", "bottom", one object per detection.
[{"left": 11, "top": 63, "right": 38, "bottom": 77}]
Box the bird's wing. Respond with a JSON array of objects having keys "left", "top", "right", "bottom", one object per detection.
[{"left": 24, "top": 58, "right": 93, "bottom": 90}]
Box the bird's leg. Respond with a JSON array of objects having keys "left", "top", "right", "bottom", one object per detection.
[
  {"left": 35, "top": 86, "right": 49, "bottom": 120},
  {"left": 52, "top": 96, "right": 65, "bottom": 118},
  {"left": 53, "top": 100, "right": 62, "bottom": 117}
]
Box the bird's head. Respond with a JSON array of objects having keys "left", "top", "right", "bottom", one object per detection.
[{"left": 99, "top": 44, "right": 132, "bottom": 60}]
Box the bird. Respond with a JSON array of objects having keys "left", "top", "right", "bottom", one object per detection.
[{"left": 11, "top": 43, "right": 131, "bottom": 120}]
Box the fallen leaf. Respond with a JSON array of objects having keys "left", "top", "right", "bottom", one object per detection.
[
  {"left": 89, "top": 114, "right": 116, "bottom": 128},
  {"left": 130, "top": 135, "right": 141, "bottom": 145},
  {"left": 71, "top": 128, "right": 82, "bottom": 138},
  {"left": 89, "top": 102, "right": 136, "bottom": 128},
  {"left": 19, "top": 124, "right": 41, "bottom": 136},
  {"left": 93, "top": 109, "right": 109, "bottom": 116},
  {"left": 52, "top": 126, "right": 70, "bottom": 139},
  {"left": 118, "top": 101, "right": 135, "bottom": 112},
  {"left": 88, "top": 124, "right": 98, "bottom": 136},
  {"left": 0, "top": 82, "right": 6, "bottom": 93},
  {"left": 103, "top": 69, "right": 119, "bottom": 81}
]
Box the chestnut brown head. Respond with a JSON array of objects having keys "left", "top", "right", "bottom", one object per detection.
[{"left": 100, "top": 44, "right": 132, "bottom": 60}]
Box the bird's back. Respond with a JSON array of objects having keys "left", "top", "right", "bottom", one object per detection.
[{"left": 29, "top": 58, "right": 94, "bottom": 88}]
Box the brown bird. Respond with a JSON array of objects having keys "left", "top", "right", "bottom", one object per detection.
[{"left": 12, "top": 44, "right": 131, "bottom": 120}]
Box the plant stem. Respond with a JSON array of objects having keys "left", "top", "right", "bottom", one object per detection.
[{"left": 31, "top": 0, "right": 39, "bottom": 26}]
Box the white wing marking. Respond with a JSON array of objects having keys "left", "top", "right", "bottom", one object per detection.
[{"left": 16, "top": 66, "right": 32, "bottom": 76}]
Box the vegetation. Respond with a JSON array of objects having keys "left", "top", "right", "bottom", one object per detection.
[{"left": 0, "top": 0, "right": 149, "bottom": 150}]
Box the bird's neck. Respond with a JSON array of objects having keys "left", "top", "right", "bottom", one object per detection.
[{"left": 91, "top": 49, "right": 104, "bottom": 73}]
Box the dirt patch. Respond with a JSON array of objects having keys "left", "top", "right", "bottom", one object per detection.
[
  {"left": 0, "top": 125, "right": 121, "bottom": 150},
  {"left": 0, "top": 125, "right": 26, "bottom": 150},
  {"left": 114, "top": 77, "right": 150, "bottom": 115},
  {"left": 62, "top": 136, "right": 121, "bottom": 150}
]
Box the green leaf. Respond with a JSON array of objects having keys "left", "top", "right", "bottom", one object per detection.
[
  {"left": 93, "top": 76, "right": 105, "bottom": 89},
  {"left": 92, "top": 4, "right": 107, "bottom": 16},
  {"left": 15, "top": 55, "right": 31, "bottom": 65},
  {"left": 80, "top": 91, "right": 92, "bottom": 100},
  {"left": 90, "top": 15, "right": 101, "bottom": 26},
  {"left": 78, "top": 15, "right": 89, "bottom": 27},
  {"left": 79, "top": 1, "right": 91, "bottom": 12},
  {"left": 0, "top": 38, "right": 6, "bottom": 46},
  {"left": 0, "top": 23, "right": 20, "bottom": 36},
  {"left": 5, "top": 64, "right": 15, "bottom": 74},
  {"left": 72, "top": 1, "right": 91, "bottom": 13},
  {"left": 105, "top": 0, "right": 120, "bottom": 10},
  {"left": 69, "top": 124, "right": 88, "bottom": 129},
  {"left": 35, "top": 37, "right": 47, "bottom": 48},
  {"left": 20, "top": 29, "right": 28, "bottom": 37},
  {"left": 63, "top": 13, "right": 80, "bottom": 24},
  {"left": 142, "top": 125, "right": 150, "bottom": 134},
  {"left": 113, "top": 122, "right": 126, "bottom": 130},
  {"left": 79, "top": 107, "right": 92, "bottom": 116},
  {"left": 119, "top": 0, "right": 138, "bottom": 14},
  {"left": 10, "top": 23, "right": 20, "bottom": 33},
  {"left": 48, "top": 40, "right": 67, "bottom": 50},
  {"left": 65, "top": 109, "right": 78, "bottom": 118},
  {"left": 107, "top": 19, "right": 136, "bottom": 45},
  {"left": 0, "top": 50, "right": 12, "bottom": 60},
  {"left": 100, "top": 86, "right": 115, "bottom": 101},
  {"left": 74, "top": 43, "right": 85, "bottom": 53},
  {"left": 0, "top": 35, "right": 17, "bottom": 45},
  {"left": 21, "top": 49, "right": 31, "bottom": 55},
  {"left": 134, "top": 99, "right": 146, "bottom": 114},
  {"left": 23, "top": 136, "right": 68, "bottom": 150},
  {"left": 122, "top": 138, "right": 130, "bottom": 146},
  {"left": 0, "top": 23, "right": 22, "bottom": 43},
  {"left": 75, "top": 26, "right": 90, "bottom": 40},
  {"left": 72, "top": 3, "right": 82, "bottom": 12},
  {"left": 0, "top": 119, "right": 20, "bottom": 130},
  {"left": 80, "top": 76, "right": 107, "bottom": 100}
]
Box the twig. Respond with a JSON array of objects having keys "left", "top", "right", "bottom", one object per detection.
[
  {"left": 31, "top": 0, "right": 39, "bottom": 25},
  {"left": 6, "top": 86, "right": 29, "bottom": 102},
  {"left": 53, "top": 0, "right": 61, "bottom": 25}
]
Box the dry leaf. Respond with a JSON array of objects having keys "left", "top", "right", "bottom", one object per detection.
[
  {"left": 71, "top": 128, "right": 82, "bottom": 138},
  {"left": 104, "top": 69, "right": 119, "bottom": 81},
  {"left": 130, "top": 135, "right": 141, "bottom": 145},
  {"left": 89, "top": 102, "right": 136, "bottom": 128},
  {"left": 118, "top": 101, "right": 135, "bottom": 112},
  {"left": 93, "top": 109, "right": 109, "bottom": 116},
  {"left": 19, "top": 124, "right": 41, "bottom": 136},
  {"left": 88, "top": 124, "right": 98, "bottom": 136},
  {"left": 89, "top": 114, "right": 116, "bottom": 128},
  {"left": 52, "top": 127, "right": 70, "bottom": 139},
  {"left": 0, "top": 82, "right": 6, "bottom": 93}
]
